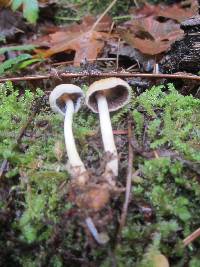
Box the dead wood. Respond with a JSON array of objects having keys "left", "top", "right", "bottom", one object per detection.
[{"left": 160, "top": 16, "right": 200, "bottom": 73}]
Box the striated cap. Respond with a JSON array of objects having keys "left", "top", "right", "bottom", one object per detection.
[
  {"left": 86, "top": 77, "right": 131, "bottom": 113},
  {"left": 49, "top": 84, "right": 84, "bottom": 116}
]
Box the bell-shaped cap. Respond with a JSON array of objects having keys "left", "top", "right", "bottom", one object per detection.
[
  {"left": 86, "top": 77, "right": 131, "bottom": 113},
  {"left": 49, "top": 84, "right": 84, "bottom": 116}
]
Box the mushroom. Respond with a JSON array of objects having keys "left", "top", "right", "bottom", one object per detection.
[
  {"left": 85, "top": 217, "right": 109, "bottom": 245},
  {"left": 49, "top": 84, "right": 88, "bottom": 186},
  {"left": 86, "top": 77, "right": 131, "bottom": 182}
]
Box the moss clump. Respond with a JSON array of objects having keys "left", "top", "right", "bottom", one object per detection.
[
  {"left": 0, "top": 82, "right": 200, "bottom": 266},
  {"left": 109, "top": 84, "right": 200, "bottom": 266}
]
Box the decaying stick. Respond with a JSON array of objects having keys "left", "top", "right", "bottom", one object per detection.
[
  {"left": 117, "top": 119, "right": 136, "bottom": 241},
  {"left": 183, "top": 227, "right": 200, "bottom": 247},
  {"left": 1, "top": 71, "right": 200, "bottom": 83}
]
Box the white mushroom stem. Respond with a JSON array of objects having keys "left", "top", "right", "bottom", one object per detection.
[
  {"left": 64, "top": 99, "right": 86, "bottom": 177},
  {"left": 96, "top": 93, "right": 118, "bottom": 177},
  {"left": 85, "top": 217, "right": 109, "bottom": 245}
]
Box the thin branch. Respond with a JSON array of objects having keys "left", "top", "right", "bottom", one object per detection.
[
  {"left": 183, "top": 227, "right": 200, "bottom": 247},
  {"left": 1, "top": 71, "right": 200, "bottom": 83},
  {"left": 116, "top": 37, "right": 120, "bottom": 71},
  {"left": 91, "top": 0, "right": 117, "bottom": 31},
  {"left": 117, "top": 119, "right": 135, "bottom": 241},
  {"left": 16, "top": 96, "right": 44, "bottom": 144},
  {"left": 0, "top": 74, "right": 51, "bottom": 82},
  {"left": 16, "top": 110, "right": 37, "bottom": 144},
  {"left": 0, "top": 160, "right": 8, "bottom": 179},
  {"left": 51, "top": 57, "right": 117, "bottom": 66}
]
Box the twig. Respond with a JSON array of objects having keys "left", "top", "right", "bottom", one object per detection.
[
  {"left": 51, "top": 57, "right": 117, "bottom": 66},
  {"left": 0, "top": 74, "right": 50, "bottom": 82},
  {"left": 113, "top": 15, "right": 133, "bottom": 21},
  {"left": 0, "top": 159, "right": 8, "bottom": 179},
  {"left": 108, "top": 21, "right": 115, "bottom": 36},
  {"left": 133, "top": 0, "right": 139, "bottom": 8},
  {"left": 54, "top": 16, "right": 81, "bottom": 21},
  {"left": 91, "top": 0, "right": 117, "bottom": 31},
  {"left": 116, "top": 37, "right": 120, "bottom": 71},
  {"left": 117, "top": 119, "right": 135, "bottom": 240},
  {"left": 85, "top": 217, "right": 109, "bottom": 245},
  {"left": 183, "top": 227, "right": 200, "bottom": 247},
  {"left": 16, "top": 110, "right": 38, "bottom": 144},
  {"left": 1, "top": 72, "right": 200, "bottom": 83},
  {"left": 16, "top": 96, "right": 44, "bottom": 144},
  {"left": 113, "top": 129, "right": 128, "bottom": 135},
  {"left": 126, "top": 63, "right": 138, "bottom": 71}
]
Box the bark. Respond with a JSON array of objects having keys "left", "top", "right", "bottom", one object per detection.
[{"left": 160, "top": 16, "right": 200, "bottom": 74}]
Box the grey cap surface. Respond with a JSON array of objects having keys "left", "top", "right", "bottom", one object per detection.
[
  {"left": 86, "top": 77, "right": 132, "bottom": 113},
  {"left": 49, "top": 84, "right": 84, "bottom": 116}
]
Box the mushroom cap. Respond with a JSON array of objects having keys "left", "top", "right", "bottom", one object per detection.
[
  {"left": 86, "top": 77, "right": 131, "bottom": 113},
  {"left": 49, "top": 84, "right": 84, "bottom": 116}
]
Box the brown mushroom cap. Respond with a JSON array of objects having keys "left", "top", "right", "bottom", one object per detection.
[
  {"left": 86, "top": 77, "right": 132, "bottom": 113},
  {"left": 49, "top": 84, "right": 84, "bottom": 116}
]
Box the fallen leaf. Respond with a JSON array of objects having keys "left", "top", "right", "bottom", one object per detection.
[
  {"left": 76, "top": 185, "right": 110, "bottom": 211},
  {"left": 130, "top": 1, "right": 198, "bottom": 22},
  {"left": 156, "top": 2, "right": 198, "bottom": 23},
  {"left": 0, "top": 0, "right": 10, "bottom": 7},
  {"left": 33, "top": 16, "right": 112, "bottom": 65},
  {"left": 0, "top": 54, "right": 5, "bottom": 63},
  {"left": 0, "top": 8, "right": 27, "bottom": 40},
  {"left": 54, "top": 140, "right": 64, "bottom": 162},
  {"left": 118, "top": 17, "right": 183, "bottom": 55}
]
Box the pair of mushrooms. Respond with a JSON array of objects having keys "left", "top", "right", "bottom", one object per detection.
[{"left": 49, "top": 77, "right": 131, "bottom": 187}]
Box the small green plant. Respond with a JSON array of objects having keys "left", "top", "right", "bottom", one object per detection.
[
  {"left": 11, "top": 0, "right": 39, "bottom": 24},
  {"left": 0, "top": 54, "right": 31, "bottom": 75},
  {"left": 0, "top": 44, "right": 36, "bottom": 55},
  {"left": 0, "top": 45, "right": 42, "bottom": 74}
]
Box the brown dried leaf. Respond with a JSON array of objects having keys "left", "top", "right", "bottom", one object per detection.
[
  {"left": 0, "top": 0, "right": 11, "bottom": 7},
  {"left": 76, "top": 185, "right": 110, "bottom": 211},
  {"left": 130, "top": 1, "right": 198, "bottom": 22},
  {"left": 34, "top": 16, "right": 112, "bottom": 65},
  {"left": 0, "top": 8, "right": 26, "bottom": 39},
  {"left": 0, "top": 54, "right": 5, "bottom": 63},
  {"left": 54, "top": 140, "right": 64, "bottom": 162},
  {"left": 156, "top": 3, "right": 198, "bottom": 23},
  {"left": 119, "top": 17, "right": 183, "bottom": 55}
]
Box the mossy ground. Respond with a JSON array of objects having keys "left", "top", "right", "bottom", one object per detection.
[{"left": 0, "top": 82, "right": 200, "bottom": 266}]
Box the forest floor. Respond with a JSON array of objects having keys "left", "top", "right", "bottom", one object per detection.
[{"left": 0, "top": 1, "right": 200, "bottom": 266}]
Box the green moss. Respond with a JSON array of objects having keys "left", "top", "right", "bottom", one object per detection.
[
  {"left": 1, "top": 82, "right": 200, "bottom": 266},
  {"left": 132, "top": 84, "right": 200, "bottom": 161}
]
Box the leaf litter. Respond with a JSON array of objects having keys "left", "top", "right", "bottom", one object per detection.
[
  {"left": 129, "top": 0, "right": 198, "bottom": 22},
  {"left": 27, "top": 0, "right": 198, "bottom": 66},
  {"left": 33, "top": 16, "right": 112, "bottom": 66}
]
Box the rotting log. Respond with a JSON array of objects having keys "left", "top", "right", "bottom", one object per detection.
[{"left": 160, "top": 16, "right": 200, "bottom": 74}]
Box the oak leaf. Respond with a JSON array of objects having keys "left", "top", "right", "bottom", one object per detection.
[
  {"left": 34, "top": 16, "right": 112, "bottom": 66},
  {"left": 118, "top": 17, "right": 183, "bottom": 55},
  {"left": 130, "top": 1, "right": 198, "bottom": 22}
]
